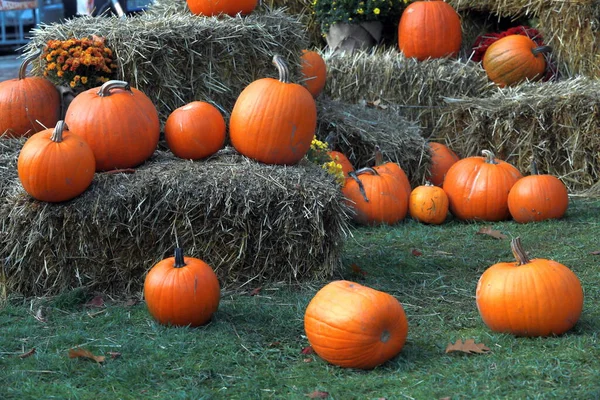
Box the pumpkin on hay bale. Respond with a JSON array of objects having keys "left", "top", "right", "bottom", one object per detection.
[{"left": 0, "top": 149, "right": 351, "bottom": 297}]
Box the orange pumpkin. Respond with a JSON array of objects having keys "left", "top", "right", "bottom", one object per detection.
[
  {"left": 164, "top": 101, "right": 226, "bottom": 160},
  {"left": 229, "top": 55, "right": 317, "bottom": 165},
  {"left": 186, "top": 0, "right": 257, "bottom": 16},
  {"left": 507, "top": 163, "right": 569, "bottom": 223},
  {"left": 443, "top": 150, "right": 522, "bottom": 221},
  {"left": 398, "top": 0, "right": 462, "bottom": 61},
  {"left": 476, "top": 237, "right": 583, "bottom": 337},
  {"left": 482, "top": 34, "right": 551, "bottom": 87},
  {"left": 304, "top": 280, "right": 408, "bottom": 369},
  {"left": 427, "top": 142, "right": 459, "bottom": 186},
  {"left": 64, "top": 80, "right": 160, "bottom": 171},
  {"left": 300, "top": 50, "right": 327, "bottom": 98},
  {"left": 409, "top": 182, "right": 449, "bottom": 224},
  {"left": 328, "top": 150, "right": 354, "bottom": 177},
  {"left": 0, "top": 52, "right": 60, "bottom": 138},
  {"left": 144, "top": 248, "right": 221, "bottom": 327},
  {"left": 17, "top": 120, "right": 95, "bottom": 202}
]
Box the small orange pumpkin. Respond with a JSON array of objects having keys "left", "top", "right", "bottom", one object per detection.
[
  {"left": 17, "top": 120, "right": 95, "bottom": 202},
  {"left": 476, "top": 237, "right": 583, "bottom": 337},
  {"left": 304, "top": 280, "right": 409, "bottom": 369},
  {"left": 229, "top": 55, "right": 317, "bottom": 165},
  {"left": 0, "top": 51, "right": 60, "bottom": 138},
  {"left": 398, "top": 0, "right": 462, "bottom": 61},
  {"left": 328, "top": 150, "right": 354, "bottom": 177},
  {"left": 409, "top": 182, "right": 449, "bottom": 224},
  {"left": 144, "top": 248, "right": 221, "bottom": 327},
  {"left": 300, "top": 50, "right": 327, "bottom": 98},
  {"left": 186, "top": 0, "right": 257, "bottom": 16},
  {"left": 482, "top": 34, "right": 551, "bottom": 87},
  {"left": 427, "top": 142, "right": 459, "bottom": 186},
  {"left": 164, "top": 101, "right": 226, "bottom": 160}
]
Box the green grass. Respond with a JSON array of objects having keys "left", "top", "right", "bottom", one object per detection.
[{"left": 2, "top": 198, "right": 600, "bottom": 400}]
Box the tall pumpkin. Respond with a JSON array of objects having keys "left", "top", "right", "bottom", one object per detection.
[
  {"left": 64, "top": 80, "right": 160, "bottom": 171},
  {"left": 0, "top": 51, "right": 60, "bottom": 138},
  {"left": 144, "top": 248, "right": 221, "bottom": 327},
  {"left": 304, "top": 280, "right": 409, "bottom": 369},
  {"left": 186, "top": 0, "right": 257, "bottom": 16},
  {"left": 300, "top": 50, "right": 327, "bottom": 98},
  {"left": 443, "top": 150, "right": 522, "bottom": 221},
  {"left": 229, "top": 55, "right": 317, "bottom": 165},
  {"left": 482, "top": 34, "right": 551, "bottom": 88},
  {"left": 17, "top": 120, "right": 95, "bottom": 202},
  {"left": 476, "top": 237, "right": 583, "bottom": 337},
  {"left": 398, "top": 0, "right": 462, "bottom": 61},
  {"left": 427, "top": 142, "right": 459, "bottom": 186}
]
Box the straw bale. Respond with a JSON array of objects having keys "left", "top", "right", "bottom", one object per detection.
[
  {"left": 316, "top": 97, "right": 430, "bottom": 187},
  {"left": 23, "top": 5, "right": 309, "bottom": 121},
  {"left": 0, "top": 149, "right": 351, "bottom": 297},
  {"left": 433, "top": 77, "right": 600, "bottom": 192},
  {"left": 0, "top": 138, "right": 23, "bottom": 199},
  {"left": 324, "top": 49, "right": 494, "bottom": 136}
]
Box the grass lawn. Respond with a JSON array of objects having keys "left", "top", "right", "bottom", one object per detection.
[{"left": 1, "top": 197, "right": 599, "bottom": 399}]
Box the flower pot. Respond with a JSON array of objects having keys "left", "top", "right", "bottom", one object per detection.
[{"left": 325, "top": 21, "right": 384, "bottom": 53}]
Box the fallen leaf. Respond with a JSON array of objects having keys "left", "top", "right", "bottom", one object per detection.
[
  {"left": 267, "top": 341, "right": 281, "bottom": 348},
  {"left": 108, "top": 351, "right": 122, "bottom": 359},
  {"left": 411, "top": 249, "right": 423, "bottom": 257},
  {"left": 445, "top": 339, "right": 491, "bottom": 355},
  {"left": 68, "top": 347, "right": 106, "bottom": 363},
  {"left": 85, "top": 295, "right": 104, "bottom": 308},
  {"left": 124, "top": 298, "right": 138, "bottom": 307},
  {"left": 306, "top": 390, "right": 329, "bottom": 399},
  {"left": 301, "top": 346, "right": 315, "bottom": 355},
  {"left": 303, "top": 358, "right": 313, "bottom": 363},
  {"left": 249, "top": 287, "right": 262, "bottom": 296},
  {"left": 590, "top": 250, "right": 600, "bottom": 255},
  {"left": 476, "top": 226, "right": 507, "bottom": 240},
  {"left": 350, "top": 263, "right": 367, "bottom": 277},
  {"left": 18, "top": 348, "right": 36, "bottom": 359}
]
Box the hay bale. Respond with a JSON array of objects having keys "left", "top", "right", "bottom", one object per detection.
[
  {"left": 433, "top": 76, "right": 600, "bottom": 192},
  {"left": 24, "top": 5, "right": 309, "bottom": 120},
  {"left": 0, "top": 138, "right": 23, "bottom": 199},
  {"left": 0, "top": 149, "right": 350, "bottom": 297},
  {"left": 324, "top": 49, "right": 494, "bottom": 136},
  {"left": 316, "top": 97, "right": 430, "bottom": 187}
]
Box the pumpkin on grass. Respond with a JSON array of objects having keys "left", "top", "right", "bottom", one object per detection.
[
  {"left": 304, "top": 280, "right": 408, "bottom": 369},
  {"left": 476, "top": 237, "right": 583, "bottom": 337},
  {"left": 17, "top": 120, "right": 95, "bottom": 203},
  {"left": 0, "top": 51, "right": 60, "bottom": 138},
  {"left": 64, "top": 80, "right": 160, "bottom": 171},
  {"left": 144, "top": 248, "right": 220, "bottom": 327},
  {"left": 427, "top": 142, "right": 459, "bottom": 186},
  {"left": 229, "top": 55, "right": 317, "bottom": 165},
  {"left": 300, "top": 50, "right": 327, "bottom": 98},
  {"left": 409, "top": 182, "right": 449, "bottom": 224},
  {"left": 164, "top": 101, "right": 226, "bottom": 160},
  {"left": 186, "top": 0, "right": 257, "bottom": 16}
]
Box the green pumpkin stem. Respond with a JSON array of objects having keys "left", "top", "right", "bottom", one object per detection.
[
  {"left": 50, "top": 121, "right": 68, "bottom": 143},
  {"left": 481, "top": 150, "right": 498, "bottom": 165},
  {"left": 510, "top": 237, "right": 531, "bottom": 266},
  {"left": 532, "top": 45, "right": 552, "bottom": 57},
  {"left": 97, "top": 80, "right": 132, "bottom": 97},
  {"left": 272, "top": 55, "right": 290, "bottom": 84},
  {"left": 19, "top": 49, "right": 42, "bottom": 80},
  {"left": 174, "top": 248, "right": 187, "bottom": 268},
  {"left": 530, "top": 159, "right": 539, "bottom": 175}
]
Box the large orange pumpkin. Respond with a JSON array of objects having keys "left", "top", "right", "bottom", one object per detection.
[
  {"left": 476, "top": 237, "right": 583, "bottom": 337},
  {"left": 304, "top": 280, "right": 409, "bottom": 369},
  {"left": 0, "top": 52, "right": 60, "bottom": 138},
  {"left": 17, "top": 120, "right": 95, "bottom": 202},
  {"left": 398, "top": 0, "right": 462, "bottom": 61},
  {"left": 427, "top": 142, "right": 459, "bottom": 186},
  {"left": 144, "top": 248, "right": 221, "bottom": 327},
  {"left": 443, "top": 150, "right": 522, "bottom": 221},
  {"left": 229, "top": 55, "right": 317, "bottom": 165},
  {"left": 482, "top": 34, "right": 551, "bottom": 87},
  {"left": 164, "top": 101, "right": 226, "bottom": 160},
  {"left": 186, "top": 0, "right": 257, "bottom": 16},
  {"left": 300, "top": 50, "right": 327, "bottom": 98},
  {"left": 64, "top": 80, "right": 160, "bottom": 171}
]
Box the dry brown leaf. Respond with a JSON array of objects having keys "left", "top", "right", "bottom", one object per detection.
[
  {"left": 108, "top": 351, "right": 122, "bottom": 359},
  {"left": 590, "top": 250, "right": 600, "bottom": 255},
  {"left": 350, "top": 263, "right": 367, "bottom": 277},
  {"left": 249, "top": 287, "right": 262, "bottom": 296},
  {"left": 303, "top": 358, "right": 313, "bottom": 363},
  {"left": 306, "top": 390, "right": 329, "bottom": 398},
  {"left": 18, "top": 348, "right": 36, "bottom": 359},
  {"left": 411, "top": 249, "right": 423, "bottom": 256},
  {"left": 445, "top": 339, "right": 491, "bottom": 354},
  {"left": 476, "top": 226, "right": 507, "bottom": 240},
  {"left": 301, "top": 346, "right": 315, "bottom": 355},
  {"left": 68, "top": 348, "right": 106, "bottom": 363},
  {"left": 85, "top": 295, "right": 104, "bottom": 308}
]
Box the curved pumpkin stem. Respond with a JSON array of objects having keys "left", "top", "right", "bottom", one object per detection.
[
  {"left": 481, "top": 150, "right": 498, "bottom": 165},
  {"left": 173, "top": 248, "right": 187, "bottom": 268},
  {"left": 272, "top": 55, "right": 290, "bottom": 84},
  {"left": 347, "top": 168, "right": 379, "bottom": 203},
  {"left": 532, "top": 45, "right": 552, "bottom": 57},
  {"left": 510, "top": 237, "right": 531, "bottom": 266},
  {"left": 19, "top": 49, "right": 42, "bottom": 80},
  {"left": 97, "top": 80, "right": 132, "bottom": 97},
  {"left": 50, "top": 121, "right": 68, "bottom": 143}
]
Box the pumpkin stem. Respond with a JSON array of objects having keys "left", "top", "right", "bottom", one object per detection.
[
  {"left": 50, "top": 121, "right": 68, "bottom": 143},
  {"left": 272, "top": 55, "right": 290, "bottom": 84},
  {"left": 510, "top": 237, "right": 531, "bottom": 265},
  {"left": 173, "top": 248, "right": 187, "bottom": 268},
  {"left": 374, "top": 145, "right": 383, "bottom": 167},
  {"left": 347, "top": 168, "right": 377, "bottom": 203},
  {"left": 530, "top": 159, "right": 539, "bottom": 175},
  {"left": 532, "top": 45, "right": 552, "bottom": 57},
  {"left": 97, "top": 80, "right": 132, "bottom": 97},
  {"left": 19, "top": 49, "right": 42, "bottom": 80},
  {"left": 481, "top": 150, "right": 498, "bottom": 165}
]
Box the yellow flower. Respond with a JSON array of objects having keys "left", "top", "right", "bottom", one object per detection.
[
  {"left": 81, "top": 76, "right": 88, "bottom": 84},
  {"left": 373, "top": 7, "right": 380, "bottom": 14}
]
